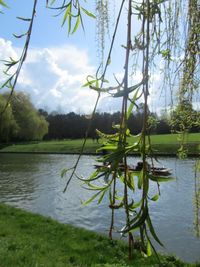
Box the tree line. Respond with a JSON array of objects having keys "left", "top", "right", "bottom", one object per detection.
[
  {"left": 1, "top": 92, "right": 199, "bottom": 143},
  {"left": 41, "top": 102, "right": 199, "bottom": 141}
]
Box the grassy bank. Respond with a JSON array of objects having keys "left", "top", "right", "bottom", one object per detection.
[
  {"left": 0, "top": 203, "right": 196, "bottom": 267},
  {"left": 0, "top": 133, "right": 199, "bottom": 155}
]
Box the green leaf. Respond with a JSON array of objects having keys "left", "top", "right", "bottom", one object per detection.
[
  {"left": 84, "top": 181, "right": 109, "bottom": 191},
  {"left": 96, "top": 129, "right": 119, "bottom": 140},
  {"left": 127, "top": 172, "right": 135, "bottom": 191},
  {"left": 82, "top": 79, "right": 96, "bottom": 87},
  {"left": 81, "top": 7, "right": 96, "bottom": 19},
  {"left": 137, "top": 169, "right": 143, "bottom": 189},
  {"left": 61, "top": 3, "right": 71, "bottom": 27},
  {"left": 0, "top": 0, "right": 8, "bottom": 8},
  {"left": 98, "top": 189, "right": 107, "bottom": 204},
  {"left": 127, "top": 88, "right": 140, "bottom": 119},
  {"left": 60, "top": 167, "right": 74, "bottom": 178},
  {"left": 147, "top": 241, "right": 152, "bottom": 257},
  {"left": 146, "top": 214, "right": 163, "bottom": 246},
  {"left": 81, "top": 171, "right": 108, "bottom": 182},
  {"left": 97, "top": 145, "right": 117, "bottom": 152},
  {"left": 124, "top": 205, "right": 148, "bottom": 233},
  {"left": 148, "top": 174, "right": 175, "bottom": 182},
  {"left": 131, "top": 199, "right": 142, "bottom": 209},
  {"left": 126, "top": 128, "right": 130, "bottom": 136},
  {"left": 82, "top": 191, "right": 101, "bottom": 206},
  {"left": 72, "top": 15, "right": 81, "bottom": 34},
  {"left": 151, "top": 194, "right": 159, "bottom": 201},
  {"left": 67, "top": 8, "right": 72, "bottom": 34}
]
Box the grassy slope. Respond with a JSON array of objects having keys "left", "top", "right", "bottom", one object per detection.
[
  {"left": 0, "top": 133, "right": 199, "bottom": 155},
  {"left": 0, "top": 203, "right": 195, "bottom": 267}
]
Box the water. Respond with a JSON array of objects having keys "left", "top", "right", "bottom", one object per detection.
[{"left": 0, "top": 153, "right": 199, "bottom": 263}]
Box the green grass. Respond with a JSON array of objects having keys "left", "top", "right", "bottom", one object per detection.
[
  {"left": 0, "top": 203, "right": 197, "bottom": 267},
  {"left": 0, "top": 133, "right": 199, "bottom": 155}
]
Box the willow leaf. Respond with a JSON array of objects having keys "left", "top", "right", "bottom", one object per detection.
[
  {"left": 96, "top": 129, "right": 119, "bottom": 140},
  {"left": 81, "top": 7, "right": 96, "bottom": 18},
  {"left": 127, "top": 172, "right": 135, "bottom": 191},
  {"left": 0, "top": 0, "right": 8, "bottom": 7},
  {"left": 146, "top": 214, "right": 163, "bottom": 246},
  {"left": 137, "top": 169, "right": 143, "bottom": 189},
  {"left": 148, "top": 174, "right": 174, "bottom": 182},
  {"left": 124, "top": 205, "right": 148, "bottom": 233},
  {"left": 97, "top": 145, "right": 117, "bottom": 152},
  {"left": 82, "top": 191, "right": 101, "bottom": 206},
  {"left": 61, "top": 3, "right": 71, "bottom": 27},
  {"left": 147, "top": 241, "right": 152, "bottom": 257},
  {"left": 98, "top": 189, "right": 107, "bottom": 204},
  {"left": 84, "top": 181, "right": 109, "bottom": 191},
  {"left": 16, "top": 16, "right": 31, "bottom": 21},
  {"left": 60, "top": 167, "right": 74, "bottom": 178},
  {"left": 130, "top": 199, "right": 142, "bottom": 210},
  {"left": 13, "top": 32, "right": 27, "bottom": 39},
  {"left": 72, "top": 14, "right": 81, "bottom": 34},
  {"left": 82, "top": 79, "right": 96, "bottom": 87},
  {"left": 127, "top": 88, "right": 140, "bottom": 119},
  {"left": 80, "top": 171, "right": 108, "bottom": 182},
  {"left": 151, "top": 194, "right": 159, "bottom": 201}
]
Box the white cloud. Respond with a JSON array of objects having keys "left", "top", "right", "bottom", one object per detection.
[
  {"left": 0, "top": 38, "right": 98, "bottom": 113},
  {"left": 0, "top": 38, "right": 18, "bottom": 83},
  {"left": 0, "top": 38, "right": 172, "bottom": 115}
]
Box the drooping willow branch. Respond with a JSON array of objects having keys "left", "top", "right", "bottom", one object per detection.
[
  {"left": 63, "top": 0, "right": 125, "bottom": 192},
  {"left": 46, "top": 0, "right": 96, "bottom": 34},
  {"left": 0, "top": 0, "right": 38, "bottom": 116}
]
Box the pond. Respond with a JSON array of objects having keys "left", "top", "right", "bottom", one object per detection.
[{"left": 0, "top": 153, "right": 199, "bottom": 263}]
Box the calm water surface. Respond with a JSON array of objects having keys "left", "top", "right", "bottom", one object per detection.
[{"left": 0, "top": 153, "right": 199, "bottom": 263}]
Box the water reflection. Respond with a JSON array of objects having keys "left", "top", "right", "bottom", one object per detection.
[
  {"left": 194, "top": 160, "right": 200, "bottom": 238},
  {"left": 0, "top": 153, "right": 200, "bottom": 263}
]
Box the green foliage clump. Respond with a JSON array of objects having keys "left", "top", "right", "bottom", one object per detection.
[
  {"left": 0, "top": 92, "right": 48, "bottom": 142},
  {"left": 0, "top": 95, "right": 18, "bottom": 142}
]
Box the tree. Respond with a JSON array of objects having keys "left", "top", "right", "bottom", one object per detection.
[
  {"left": 0, "top": 94, "right": 18, "bottom": 142},
  {"left": 2, "top": 92, "right": 49, "bottom": 141},
  {"left": 170, "top": 100, "right": 200, "bottom": 133}
]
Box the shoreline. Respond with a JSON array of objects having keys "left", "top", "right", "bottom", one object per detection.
[{"left": 0, "top": 150, "right": 199, "bottom": 157}]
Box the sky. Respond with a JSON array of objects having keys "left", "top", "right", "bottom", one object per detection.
[{"left": 0, "top": 0, "right": 179, "bottom": 115}]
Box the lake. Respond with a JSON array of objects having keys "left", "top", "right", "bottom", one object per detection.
[{"left": 0, "top": 153, "right": 199, "bottom": 263}]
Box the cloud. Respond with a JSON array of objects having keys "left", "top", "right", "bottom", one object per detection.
[
  {"left": 0, "top": 38, "right": 18, "bottom": 82},
  {"left": 0, "top": 38, "right": 171, "bottom": 115},
  {"left": 0, "top": 38, "right": 98, "bottom": 114}
]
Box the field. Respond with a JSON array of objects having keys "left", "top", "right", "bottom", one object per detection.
[
  {"left": 0, "top": 203, "right": 195, "bottom": 267},
  {"left": 0, "top": 133, "right": 199, "bottom": 155}
]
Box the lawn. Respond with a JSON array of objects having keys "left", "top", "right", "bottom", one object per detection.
[
  {"left": 0, "top": 133, "right": 199, "bottom": 155},
  {"left": 0, "top": 203, "right": 195, "bottom": 267}
]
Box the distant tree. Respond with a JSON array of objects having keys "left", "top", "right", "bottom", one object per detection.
[
  {"left": 0, "top": 95, "right": 18, "bottom": 142},
  {"left": 170, "top": 100, "right": 200, "bottom": 133},
  {"left": 156, "top": 119, "right": 171, "bottom": 135},
  {"left": 2, "top": 92, "right": 49, "bottom": 141},
  {"left": 38, "top": 108, "right": 49, "bottom": 118}
]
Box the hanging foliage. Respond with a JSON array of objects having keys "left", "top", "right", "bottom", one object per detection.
[{"left": 0, "top": 0, "right": 199, "bottom": 263}]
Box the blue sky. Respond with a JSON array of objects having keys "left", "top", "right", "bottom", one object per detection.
[{"left": 0, "top": 1, "right": 177, "bottom": 115}]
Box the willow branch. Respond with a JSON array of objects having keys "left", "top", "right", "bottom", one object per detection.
[
  {"left": 0, "top": 0, "right": 38, "bottom": 115},
  {"left": 63, "top": 0, "right": 126, "bottom": 192}
]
